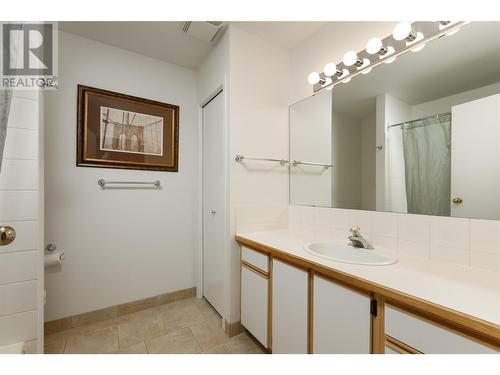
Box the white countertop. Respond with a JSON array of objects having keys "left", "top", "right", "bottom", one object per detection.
[{"left": 237, "top": 229, "right": 500, "bottom": 327}]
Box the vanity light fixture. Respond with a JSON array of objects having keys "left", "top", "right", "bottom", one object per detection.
[
  {"left": 366, "top": 37, "right": 388, "bottom": 56},
  {"left": 439, "top": 21, "right": 451, "bottom": 29},
  {"left": 445, "top": 28, "right": 461, "bottom": 36},
  {"left": 357, "top": 58, "right": 371, "bottom": 70},
  {"left": 392, "top": 22, "right": 417, "bottom": 42},
  {"left": 324, "top": 77, "right": 334, "bottom": 90},
  {"left": 308, "top": 71, "right": 325, "bottom": 85},
  {"left": 308, "top": 21, "right": 467, "bottom": 93},
  {"left": 439, "top": 21, "right": 462, "bottom": 36},
  {"left": 323, "top": 62, "right": 344, "bottom": 78},
  {"left": 384, "top": 46, "right": 397, "bottom": 63},
  {"left": 343, "top": 51, "right": 363, "bottom": 67}
]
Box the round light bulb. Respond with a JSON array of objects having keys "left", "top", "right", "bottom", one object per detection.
[
  {"left": 308, "top": 72, "right": 320, "bottom": 85},
  {"left": 323, "top": 63, "right": 337, "bottom": 77},
  {"left": 393, "top": 22, "right": 412, "bottom": 41},
  {"left": 323, "top": 77, "right": 333, "bottom": 87},
  {"left": 343, "top": 51, "right": 358, "bottom": 67},
  {"left": 366, "top": 37, "right": 383, "bottom": 55},
  {"left": 342, "top": 76, "right": 351, "bottom": 84}
]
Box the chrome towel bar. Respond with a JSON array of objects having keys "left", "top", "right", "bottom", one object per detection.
[
  {"left": 235, "top": 154, "right": 289, "bottom": 166},
  {"left": 98, "top": 179, "right": 161, "bottom": 188},
  {"left": 292, "top": 160, "right": 333, "bottom": 169}
]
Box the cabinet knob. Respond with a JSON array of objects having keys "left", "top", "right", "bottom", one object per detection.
[
  {"left": 0, "top": 226, "right": 16, "bottom": 246},
  {"left": 452, "top": 197, "right": 463, "bottom": 205}
]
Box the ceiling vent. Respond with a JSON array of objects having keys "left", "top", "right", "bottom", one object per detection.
[{"left": 181, "top": 21, "right": 225, "bottom": 43}]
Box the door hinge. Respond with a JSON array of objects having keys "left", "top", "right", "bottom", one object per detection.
[{"left": 370, "top": 298, "right": 378, "bottom": 317}]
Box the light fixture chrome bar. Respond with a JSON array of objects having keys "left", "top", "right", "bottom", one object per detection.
[
  {"left": 235, "top": 154, "right": 289, "bottom": 166},
  {"left": 292, "top": 160, "right": 333, "bottom": 169},
  {"left": 313, "top": 21, "right": 467, "bottom": 93},
  {"left": 98, "top": 179, "right": 161, "bottom": 187}
]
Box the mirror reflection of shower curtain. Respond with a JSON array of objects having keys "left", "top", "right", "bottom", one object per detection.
[{"left": 402, "top": 113, "right": 451, "bottom": 216}]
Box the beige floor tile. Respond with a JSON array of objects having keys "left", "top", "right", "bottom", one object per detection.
[
  {"left": 196, "top": 299, "right": 222, "bottom": 325},
  {"left": 118, "top": 309, "right": 166, "bottom": 348},
  {"left": 157, "top": 300, "right": 205, "bottom": 332},
  {"left": 44, "top": 334, "right": 66, "bottom": 354},
  {"left": 190, "top": 321, "right": 229, "bottom": 351},
  {"left": 202, "top": 344, "right": 231, "bottom": 354},
  {"left": 226, "top": 333, "right": 265, "bottom": 354},
  {"left": 146, "top": 328, "right": 201, "bottom": 354},
  {"left": 113, "top": 342, "right": 148, "bottom": 354},
  {"left": 64, "top": 326, "right": 119, "bottom": 354}
]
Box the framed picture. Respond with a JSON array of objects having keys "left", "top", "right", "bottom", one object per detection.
[{"left": 77, "top": 85, "right": 179, "bottom": 171}]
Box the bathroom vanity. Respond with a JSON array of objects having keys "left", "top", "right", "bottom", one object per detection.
[{"left": 236, "top": 231, "right": 500, "bottom": 354}]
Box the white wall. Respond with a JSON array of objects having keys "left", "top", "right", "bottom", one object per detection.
[
  {"left": 227, "top": 26, "right": 290, "bottom": 323},
  {"left": 411, "top": 81, "right": 500, "bottom": 120},
  {"left": 289, "top": 91, "right": 332, "bottom": 207},
  {"left": 381, "top": 94, "right": 412, "bottom": 213},
  {"left": 332, "top": 111, "right": 362, "bottom": 209},
  {"left": 44, "top": 32, "right": 199, "bottom": 321},
  {"left": 361, "top": 117, "right": 376, "bottom": 210},
  {"left": 0, "top": 89, "right": 42, "bottom": 353}
]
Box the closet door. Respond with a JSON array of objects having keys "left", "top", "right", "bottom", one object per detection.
[{"left": 202, "top": 91, "right": 225, "bottom": 316}]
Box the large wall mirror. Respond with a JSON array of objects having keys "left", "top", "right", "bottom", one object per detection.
[{"left": 289, "top": 22, "right": 500, "bottom": 220}]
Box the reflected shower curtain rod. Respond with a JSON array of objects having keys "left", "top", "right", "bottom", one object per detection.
[{"left": 388, "top": 111, "right": 451, "bottom": 129}]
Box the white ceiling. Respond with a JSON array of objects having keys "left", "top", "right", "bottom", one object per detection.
[
  {"left": 59, "top": 21, "right": 327, "bottom": 70},
  {"left": 59, "top": 22, "right": 213, "bottom": 70},
  {"left": 233, "top": 22, "right": 326, "bottom": 49}
]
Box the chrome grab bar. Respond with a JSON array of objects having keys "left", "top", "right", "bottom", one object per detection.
[
  {"left": 235, "top": 154, "right": 289, "bottom": 166},
  {"left": 98, "top": 179, "right": 161, "bottom": 188}
]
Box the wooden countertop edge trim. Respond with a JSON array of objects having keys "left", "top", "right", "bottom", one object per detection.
[{"left": 235, "top": 235, "right": 500, "bottom": 349}]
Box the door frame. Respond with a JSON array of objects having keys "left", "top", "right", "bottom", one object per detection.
[{"left": 197, "top": 76, "right": 229, "bottom": 324}]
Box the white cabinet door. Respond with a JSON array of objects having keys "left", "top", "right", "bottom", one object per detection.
[
  {"left": 313, "top": 276, "right": 371, "bottom": 353},
  {"left": 272, "top": 259, "right": 308, "bottom": 353},
  {"left": 241, "top": 265, "right": 268, "bottom": 347}
]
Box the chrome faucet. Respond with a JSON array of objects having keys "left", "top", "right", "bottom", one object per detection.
[{"left": 348, "top": 226, "right": 374, "bottom": 250}]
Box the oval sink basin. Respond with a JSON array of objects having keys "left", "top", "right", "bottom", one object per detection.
[{"left": 304, "top": 242, "right": 397, "bottom": 266}]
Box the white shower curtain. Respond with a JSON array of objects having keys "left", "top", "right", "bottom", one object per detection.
[{"left": 402, "top": 113, "right": 452, "bottom": 216}]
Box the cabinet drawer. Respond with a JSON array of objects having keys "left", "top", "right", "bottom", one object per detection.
[
  {"left": 241, "top": 265, "right": 268, "bottom": 347},
  {"left": 385, "top": 306, "right": 497, "bottom": 354},
  {"left": 241, "top": 246, "right": 268, "bottom": 273}
]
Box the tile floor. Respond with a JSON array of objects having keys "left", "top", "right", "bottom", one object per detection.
[{"left": 44, "top": 297, "right": 265, "bottom": 354}]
